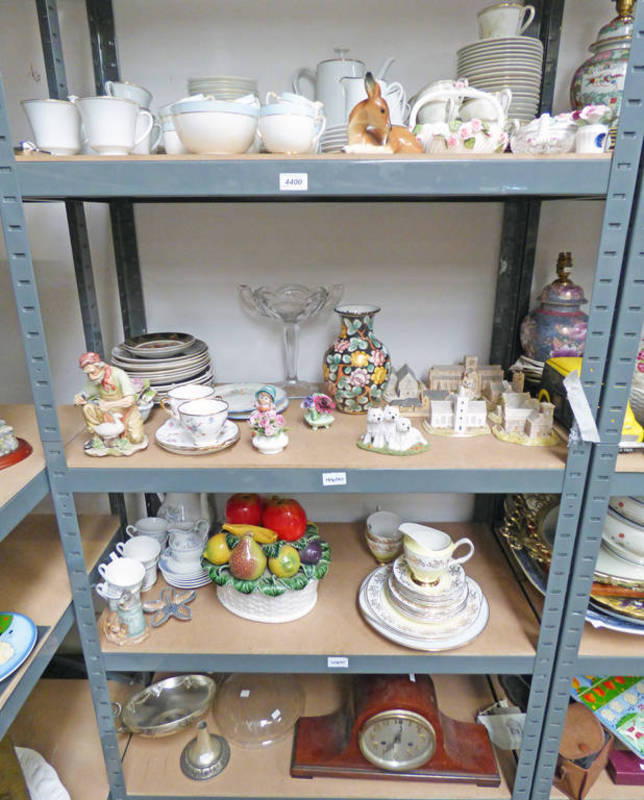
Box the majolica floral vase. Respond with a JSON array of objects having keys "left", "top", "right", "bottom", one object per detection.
[
  {"left": 324, "top": 304, "right": 390, "bottom": 413},
  {"left": 571, "top": 0, "right": 633, "bottom": 122},
  {"left": 520, "top": 252, "right": 588, "bottom": 363}
]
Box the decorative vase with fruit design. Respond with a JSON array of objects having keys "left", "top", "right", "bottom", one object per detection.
[
  {"left": 571, "top": 0, "right": 634, "bottom": 141},
  {"left": 520, "top": 252, "right": 588, "bottom": 363},
  {"left": 323, "top": 304, "right": 391, "bottom": 413}
]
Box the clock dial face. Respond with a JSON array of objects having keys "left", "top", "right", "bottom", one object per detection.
[{"left": 358, "top": 709, "right": 436, "bottom": 771}]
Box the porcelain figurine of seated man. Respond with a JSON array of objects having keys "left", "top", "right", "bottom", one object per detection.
[{"left": 73, "top": 351, "right": 148, "bottom": 456}]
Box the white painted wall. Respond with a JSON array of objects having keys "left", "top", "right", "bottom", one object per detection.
[{"left": 0, "top": 0, "right": 610, "bottom": 522}]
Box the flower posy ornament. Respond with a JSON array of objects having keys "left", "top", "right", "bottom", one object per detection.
[
  {"left": 249, "top": 385, "right": 289, "bottom": 455},
  {"left": 301, "top": 393, "right": 335, "bottom": 430}
]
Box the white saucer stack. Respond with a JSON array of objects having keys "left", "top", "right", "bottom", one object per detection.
[
  {"left": 159, "top": 553, "right": 210, "bottom": 589},
  {"left": 187, "top": 76, "right": 258, "bottom": 100},
  {"left": 457, "top": 36, "right": 544, "bottom": 122},
  {"left": 320, "top": 124, "right": 348, "bottom": 153}
]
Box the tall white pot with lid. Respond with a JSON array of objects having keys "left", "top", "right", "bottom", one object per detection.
[{"left": 292, "top": 48, "right": 365, "bottom": 128}]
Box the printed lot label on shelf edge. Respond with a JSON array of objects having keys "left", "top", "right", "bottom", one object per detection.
[
  {"left": 327, "top": 656, "right": 349, "bottom": 668},
  {"left": 279, "top": 173, "right": 308, "bottom": 191},
  {"left": 322, "top": 472, "right": 347, "bottom": 487}
]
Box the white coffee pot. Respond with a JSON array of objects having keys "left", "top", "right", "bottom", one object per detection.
[{"left": 156, "top": 492, "right": 212, "bottom": 530}]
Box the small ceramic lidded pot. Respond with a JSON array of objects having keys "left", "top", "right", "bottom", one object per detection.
[
  {"left": 324, "top": 304, "right": 391, "bottom": 413},
  {"left": 520, "top": 252, "right": 588, "bottom": 363}
]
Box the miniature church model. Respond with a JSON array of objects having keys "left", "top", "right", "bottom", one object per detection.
[
  {"left": 428, "top": 355, "right": 503, "bottom": 395},
  {"left": 423, "top": 362, "right": 490, "bottom": 438}
]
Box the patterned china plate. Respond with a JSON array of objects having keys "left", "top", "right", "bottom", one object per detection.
[
  {"left": 112, "top": 339, "right": 208, "bottom": 367},
  {"left": 0, "top": 612, "right": 38, "bottom": 682},
  {"left": 155, "top": 418, "right": 239, "bottom": 455},
  {"left": 121, "top": 332, "right": 196, "bottom": 359},
  {"left": 358, "top": 566, "right": 489, "bottom": 651},
  {"left": 595, "top": 543, "right": 644, "bottom": 588},
  {"left": 212, "top": 383, "right": 288, "bottom": 418},
  {"left": 590, "top": 593, "right": 644, "bottom": 622}
]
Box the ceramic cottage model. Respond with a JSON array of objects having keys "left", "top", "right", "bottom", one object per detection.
[
  {"left": 383, "top": 364, "right": 430, "bottom": 416},
  {"left": 489, "top": 373, "right": 558, "bottom": 446},
  {"left": 73, "top": 351, "right": 148, "bottom": 457}
]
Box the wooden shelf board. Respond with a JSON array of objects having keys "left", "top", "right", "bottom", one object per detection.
[
  {"left": 63, "top": 406, "right": 567, "bottom": 474},
  {"left": 8, "top": 679, "right": 134, "bottom": 800},
  {"left": 99, "top": 522, "right": 539, "bottom": 663},
  {"left": 577, "top": 620, "right": 644, "bottom": 660},
  {"left": 0, "top": 514, "right": 119, "bottom": 713},
  {"left": 15, "top": 152, "right": 611, "bottom": 163},
  {"left": 614, "top": 452, "right": 644, "bottom": 473},
  {"left": 123, "top": 673, "right": 512, "bottom": 799},
  {"left": 0, "top": 405, "right": 83, "bottom": 510}
]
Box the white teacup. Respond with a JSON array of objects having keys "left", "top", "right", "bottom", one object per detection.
[
  {"left": 95, "top": 580, "right": 122, "bottom": 610},
  {"left": 478, "top": 2, "right": 536, "bottom": 39},
  {"left": 165, "top": 529, "right": 206, "bottom": 573},
  {"left": 177, "top": 397, "right": 228, "bottom": 446},
  {"left": 132, "top": 113, "right": 162, "bottom": 155},
  {"left": 400, "top": 523, "right": 474, "bottom": 584},
  {"left": 575, "top": 124, "right": 609, "bottom": 154},
  {"left": 265, "top": 91, "right": 323, "bottom": 113},
  {"left": 21, "top": 98, "right": 82, "bottom": 155},
  {"left": 161, "top": 383, "right": 215, "bottom": 419},
  {"left": 259, "top": 106, "right": 326, "bottom": 154},
  {"left": 161, "top": 123, "right": 189, "bottom": 155},
  {"left": 73, "top": 96, "right": 154, "bottom": 155},
  {"left": 98, "top": 556, "right": 145, "bottom": 594},
  {"left": 126, "top": 516, "right": 169, "bottom": 548},
  {"left": 365, "top": 510, "right": 403, "bottom": 563},
  {"left": 116, "top": 535, "right": 161, "bottom": 590},
  {"left": 105, "top": 80, "right": 152, "bottom": 109}
]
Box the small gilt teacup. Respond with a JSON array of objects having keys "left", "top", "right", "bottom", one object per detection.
[
  {"left": 400, "top": 522, "right": 474, "bottom": 584},
  {"left": 365, "top": 510, "right": 403, "bottom": 563}
]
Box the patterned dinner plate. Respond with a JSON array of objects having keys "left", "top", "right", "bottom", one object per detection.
[
  {"left": 590, "top": 594, "right": 644, "bottom": 622},
  {"left": 0, "top": 612, "right": 38, "bottom": 682},
  {"left": 121, "top": 332, "right": 196, "bottom": 359},
  {"left": 212, "top": 383, "right": 288, "bottom": 418}
]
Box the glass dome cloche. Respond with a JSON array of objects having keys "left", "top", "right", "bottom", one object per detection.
[{"left": 520, "top": 252, "right": 589, "bottom": 363}]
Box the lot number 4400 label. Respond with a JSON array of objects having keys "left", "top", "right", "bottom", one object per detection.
[{"left": 279, "top": 173, "right": 308, "bottom": 191}]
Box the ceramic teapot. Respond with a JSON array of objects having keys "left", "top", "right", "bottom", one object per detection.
[
  {"left": 409, "top": 86, "right": 509, "bottom": 154},
  {"left": 157, "top": 492, "right": 212, "bottom": 531}
]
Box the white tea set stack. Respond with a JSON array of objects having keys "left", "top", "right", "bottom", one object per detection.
[{"left": 359, "top": 521, "right": 489, "bottom": 651}]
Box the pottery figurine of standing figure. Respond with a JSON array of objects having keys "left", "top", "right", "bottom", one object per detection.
[
  {"left": 324, "top": 304, "right": 391, "bottom": 413},
  {"left": 248, "top": 385, "right": 289, "bottom": 454}
]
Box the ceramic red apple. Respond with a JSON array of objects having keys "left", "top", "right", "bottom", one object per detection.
[
  {"left": 262, "top": 497, "right": 307, "bottom": 542},
  {"left": 225, "top": 493, "right": 263, "bottom": 525}
]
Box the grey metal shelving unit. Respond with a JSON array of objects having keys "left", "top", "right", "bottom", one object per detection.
[{"left": 1, "top": 1, "right": 643, "bottom": 800}]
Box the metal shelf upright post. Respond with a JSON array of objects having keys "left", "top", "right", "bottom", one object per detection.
[{"left": 530, "top": 3, "right": 644, "bottom": 793}]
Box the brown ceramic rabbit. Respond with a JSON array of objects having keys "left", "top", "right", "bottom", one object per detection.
[{"left": 347, "top": 72, "right": 423, "bottom": 154}]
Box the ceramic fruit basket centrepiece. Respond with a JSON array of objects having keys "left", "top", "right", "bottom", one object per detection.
[
  {"left": 203, "top": 522, "right": 331, "bottom": 623},
  {"left": 409, "top": 86, "right": 509, "bottom": 154}
]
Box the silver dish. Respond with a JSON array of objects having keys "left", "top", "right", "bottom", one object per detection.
[{"left": 113, "top": 674, "right": 215, "bottom": 737}]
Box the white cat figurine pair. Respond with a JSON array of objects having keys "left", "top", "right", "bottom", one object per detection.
[{"left": 360, "top": 405, "right": 428, "bottom": 454}]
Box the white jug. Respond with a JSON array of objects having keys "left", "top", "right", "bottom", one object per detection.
[{"left": 157, "top": 492, "right": 212, "bottom": 530}]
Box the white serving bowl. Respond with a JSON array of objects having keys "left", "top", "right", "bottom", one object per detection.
[
  {"left": 603, "top": 507, "right": 644, "bottom": 564},
  {"left": 173, "top": 99, "right": 258, "bottom": 155},
  {"left": 259, "top": 103, "right": 325, "bottom": 154},
  {"left": 609, "top": 496, "right": 644, "bottom": 527}
]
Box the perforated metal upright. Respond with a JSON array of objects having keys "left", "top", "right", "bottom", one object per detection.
[
  {"left": 0, "top": 67, "right": 128, "bottom": 800},
  {"left": 531, "top": 4, "right": 644, "bottom": 796}
]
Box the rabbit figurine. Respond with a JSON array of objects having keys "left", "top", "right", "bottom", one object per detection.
[{"left": 347, "top": 72, "right": 422, "bottom": 154}]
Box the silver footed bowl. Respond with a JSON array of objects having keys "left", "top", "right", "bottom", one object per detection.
[{"left": 114, "top": 674, "right": 215, "bottom": 737}]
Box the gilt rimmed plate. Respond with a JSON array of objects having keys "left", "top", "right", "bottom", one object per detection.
[
  {"left": 590, "top": 594, "right": 644, "bottom": 622},
  {"left": 0, "top": 612, "right": 38, "bottom": 682},
  {"left": 155, "top": 418, "right": 239, "bottom": 455},
  {"left": 112, "top": 339, "right": 208, "bottom": 366},
  {"left": 121, "top": 332, "right": 196, "bottom": 359},
  {"left": 358, "top": 566, "right": 489, "bottom": 651}
]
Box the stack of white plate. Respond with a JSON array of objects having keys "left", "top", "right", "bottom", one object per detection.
[
  {"left": 187, "top": 75, "right": 258, "bottom": 100},
  {"left": 320, "top": 124, "right": 348, "bottom": 153},
  {"left": 111, "top": 332, "right": 214, "bottom": 400},
  {"left": 457, "top": 36, "right": 543, "bottom": 122},
  {"left": 159, "top": 553, "right": 211, "bottom": 589}
]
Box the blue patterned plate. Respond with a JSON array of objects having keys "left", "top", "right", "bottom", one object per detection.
[{"left": 0, "top": 612, "right": 38, "bottom": 682}]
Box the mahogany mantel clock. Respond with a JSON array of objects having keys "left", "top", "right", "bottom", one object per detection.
[{"left": 290, "top": 674, "right": 500, "bottom": 786}]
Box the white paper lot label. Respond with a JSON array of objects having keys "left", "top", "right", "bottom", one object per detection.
[
  {"left": 327, "top": 656, "right": 349, "bottom": 669},
  {"left": 279, "top": 173, "right": 308, "bottom": 191},
  {"left": 322, "top": 472, "right": 347, "bottom": 487}
]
